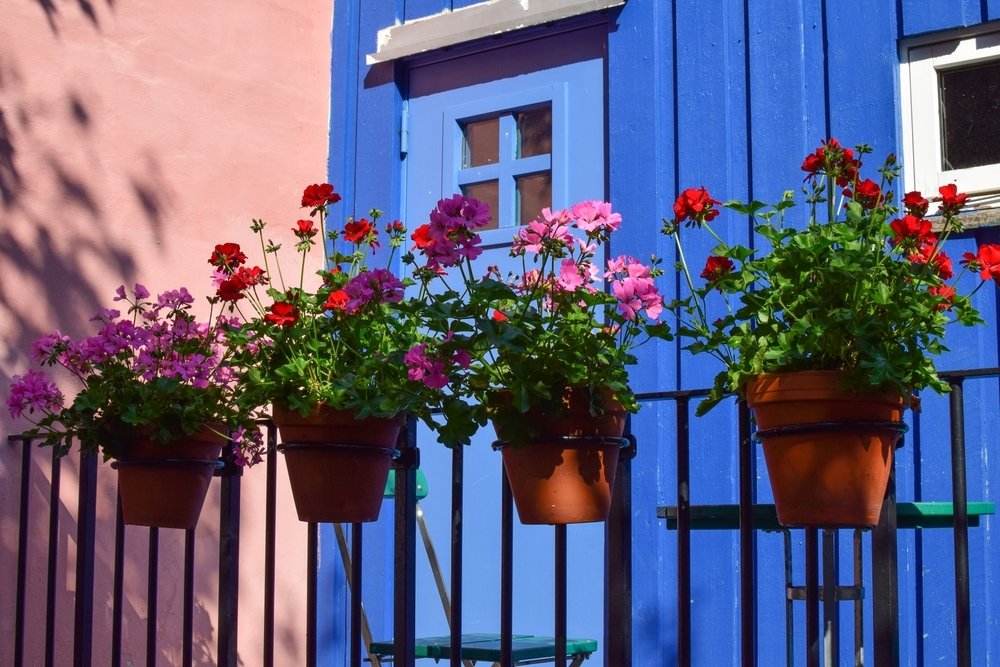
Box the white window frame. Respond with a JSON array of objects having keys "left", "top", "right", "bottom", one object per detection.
[{"left": 900, "top": 26, "right": 1000, "bottom": 209}]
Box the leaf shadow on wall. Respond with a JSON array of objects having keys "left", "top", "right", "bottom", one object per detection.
[
  {"left": 0, "top": 39, "right": 224, "bottom": 667},
  {"left": 30, "top": 0, "right": 111, "bottom": 36}
]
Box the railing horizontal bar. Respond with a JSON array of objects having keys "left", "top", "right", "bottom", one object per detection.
[{"left": 939, "top": 367, "right": 1000, "bottom": 380}]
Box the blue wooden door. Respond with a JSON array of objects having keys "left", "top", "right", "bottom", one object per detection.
[{"left": 400, "top": 26, "right": 611, "bottom": 660}]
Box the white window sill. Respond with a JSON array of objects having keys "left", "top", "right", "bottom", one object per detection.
[{"left": 367, "top": 0, "right": 625, "bottom": 65}]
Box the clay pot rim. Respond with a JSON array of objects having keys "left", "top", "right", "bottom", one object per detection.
[
  {"left": 271, "top": 402, "right": 405, "bottom": 425},
  {"left": 746, "top": 370, "right": 906, "bottom": 407}
]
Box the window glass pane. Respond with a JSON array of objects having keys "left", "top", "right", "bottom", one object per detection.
[
  {"left": 939, "top": 60, "right": 1000, "bottom": 170},
  {"left": 516, "top": 105, "right": 552, "bottom": 158},
  {"left": 462, "top": 117, "right": 500, "bottom": 167},
  {"left": 461, "top": 180, "right": 499, "bottom": 230},
  {"left": 516, "top": 172, "right": 552, "bottom": 226}
]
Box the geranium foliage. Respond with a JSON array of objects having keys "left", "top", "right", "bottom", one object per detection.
[
  {"left": 400, "top": 196, "right": 671, "bottom": 447},
  {"left": 663, "top": 139, "right": 998, "bottom": 415}
]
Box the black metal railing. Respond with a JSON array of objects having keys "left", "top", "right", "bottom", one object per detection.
[
  {"left": 648, "top": 366, "right": 1000, "bottom": 667},
  {"left": 5, "top": 367, "right": 996, "bottom": 666},
  {"left": 5, "top": 417, "right": 615, "bottom": 667}
]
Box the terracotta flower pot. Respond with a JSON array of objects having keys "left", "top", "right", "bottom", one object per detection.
[
  {"left": 272, "top": 404, "right": 403, "bottom": 523},
  {"left": 113, "top": 427, "right": 226, "bottom": 530},
  {"left": 746, "top": 371, "right": 906, "bottom": 528},
  {"left": 493, "top": 389, "right": 628, "bottom": 525}
]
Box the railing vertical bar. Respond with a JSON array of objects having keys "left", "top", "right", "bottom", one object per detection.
[
  {"left": 112, "top": 499, "right": 125, "bottom": 667},
  {"left": 676, "top": 397, "right": 691, "bottom": 667},
  {"left": 218, "top": 455, "right": 241, "bottom": 667},
  {"left": 500, "top": 466, "right": 513, "bottom": 667},
  {"left": 147, "top": 528, "right": 159, "bottom": 667},
  {"left": 393, "top": 420, "right": 417, "bottom": 667},
  {"left": 183, "top": 529, "right": 196, "bottom": 667},
  {"left": 264, "top": 424, "right": 278, "bottom": 667},
  {"left": 450, "top": 444, "right": 464, "bottom": 667},
  {"left": 873, "top": 460, "right": 900, "bottom": 666},
  {"left": 949, "top": 379, "right": 971, "bottom": 667},
  {"left": 605, "top": 422, "right": 634, "bottom": 667},
  {"left": 307, "top": 522, "right": 318, "bottom": 667},
  {"left": 45, "top": 447, "right": 61, "bottom": 667},
  {"left": 805, "top": 526, "right": 819, "bottom": 667},
  {"left": 13, "top": 436, "right": 30, "bottom": 667},
  {"left": 783, "top": 530, "right": 794, "bottom": 667},
  {"left": 351, "top": 522, "right": 363, "bottom": 667},
  {"left": 822, "top": 529, "right": 839, "bottom": 667},
  {"left": 554, "top": 524, "right": 567, "bottom": 667},
  {"left": 74, "top": 450, "right": 97, "bottom": 667},
  {"left": 854, "top": 529, "right": 864, "bottom": 667},
  {"left": 738, "top": 401, "right": 755, "bottom": 666}
]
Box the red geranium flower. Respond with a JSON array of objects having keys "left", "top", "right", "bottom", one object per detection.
[
  {"left": 902, "top": 191, "right": 929, "bottom": 217},
  {"left": 235, "top": 266, "right": 267, "bottom": 288},
  {"left": 890, "top": 214, "right": 936, "bottom": 248},
  {"left": 301, "top": 183, "right": 341, "bottom": 208},
  {"left": 411, "top": 224, "right": 434, "bottom": 250},
  {"left": 209, "top": 243, "right": 247, "bottom": 271},
  {"left": 936, "top": 183, "right": 968, "bottom": 216},
  {"left": 801, "top": 138, "right": 859, "bottom": 186},
  {"left": 928, "top": 284, "right": 956, "bottom": 311},
  {"left": 700, "top": 255, "right": 735, "bottom": 284},
  {"left": 323, "top": 289, "right": 349, "bottom": 311},
  {"left": 934, "top": 251, "right": 954, "bottom": 281},
  {"left": 343, "top": 218, "right": 374, "bottom": 244},
  {"left": 263, "top": 302, "right": 300, "bottom": 327},
  {"left": 801, "top": 151, "right": 824, "bottom": 174},
  {"left": 972, "top": 244, "right": 1000, "bottom": 285},
  {"left": 293, "top": 219, "right": 317, "bottom": 239},
  {"left": 217, "top": 276, "right": 247, "bottom": 302},
  {"left": 672, "top": 187, "right": 721, "bottom": 227},
  {"left": 913, "top": 245, "right": 953, "bottom": 280},
  {"left": 844, "top": 178, "right": 881, "bottom": 209}
]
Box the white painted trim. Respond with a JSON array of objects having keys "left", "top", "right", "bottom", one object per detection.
[
  {"left": 367, "top": 0, "right": 625, "bottom": 65},
  {"left": 899, "top": 25, "right": 1000, "bottom": 210}
]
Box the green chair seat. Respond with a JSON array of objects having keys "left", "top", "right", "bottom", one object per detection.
[{"left": 369, "top": 633, "right": 598, "bottom": 664}]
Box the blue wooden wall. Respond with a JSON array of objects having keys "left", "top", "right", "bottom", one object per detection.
[{"left": 329, "top": 1, "right": 1000, "bottom": 664}]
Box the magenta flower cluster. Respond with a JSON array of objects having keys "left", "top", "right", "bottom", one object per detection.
[
  {"left": 6, "top": 369, "right": 63, "bottom": 419},
  {"left": 403, "top": 195, "right": 665, "bottom": 392},
  {"left": 7, "top": 284, "right": 263, "bottom": 465},
  {"left": 404, "top": 337, "right": 472, "bottom": 389},
  {"left": 400, "top": 195, "right": 670, "bottom": 446},
  {"left": 343, "top": 268, "right": 405, "bottom": 313},
  {"left": 509, "top": 202, "right": 662, "bottom": 322},
  {"left": 11, "top": 285, "right": 236, "bottom": 400},
  {"left": 606, "top": 255, "right": 663, "bottom": 321},
  {"left": 410, "top": 194, "right": 492, "bottom": 269}
]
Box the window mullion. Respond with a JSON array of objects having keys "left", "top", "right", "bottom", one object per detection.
[{"left": 498, "top": 113, "right": 519, "bottom": 227}]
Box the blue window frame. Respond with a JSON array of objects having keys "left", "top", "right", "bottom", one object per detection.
[{"left": 404, "top": 56, "right": 603, "bottom": 247}]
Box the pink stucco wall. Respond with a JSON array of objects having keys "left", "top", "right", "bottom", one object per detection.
[{"left": 1, "top": 1, "right": 332, "bottom": 664}]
